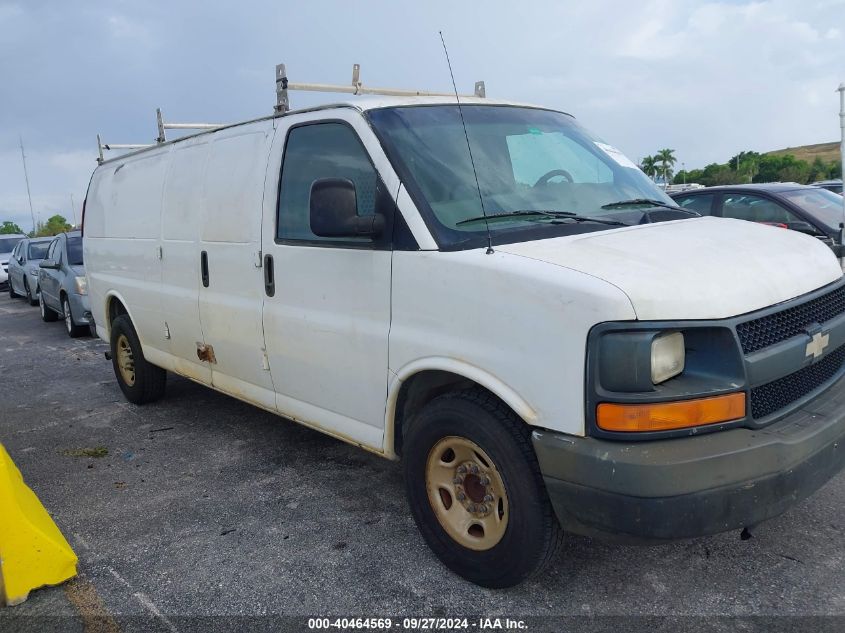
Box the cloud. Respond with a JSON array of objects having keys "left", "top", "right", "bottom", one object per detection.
[{"left": 0, "top": 0, "right": 843, "bottom": 230}]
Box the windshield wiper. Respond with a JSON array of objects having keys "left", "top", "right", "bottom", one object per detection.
[
  {"left": 456, "top": 210, "right": 625, "bottom": 227},
  {"left": 601, "top": 198, "right": 695, "bottom": 213}
]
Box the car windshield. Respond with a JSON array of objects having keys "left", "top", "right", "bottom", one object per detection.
[
  {"left": 781, "top": 188, "right": 845, "bottom": 230},
  {"left": 0, "top": 237, "right": 22, "bottom": 253},
  {"left": 67, "top": 236, "right": 83, "bottom": 266},
  {"left": 28, "top": 242, "right": 50, "bottom": 259},
  {"left": 368, "top": 105, "right": 674, "bottom": 248}
]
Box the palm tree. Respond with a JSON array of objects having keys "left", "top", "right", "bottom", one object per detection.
[
  {"left": 640, "top": 155, "right": 658, "bottom": 181},
  {"left": 655, "top": 149, "right": 677, "bottom": 185}
]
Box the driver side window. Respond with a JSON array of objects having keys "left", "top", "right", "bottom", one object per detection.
[{"left": 722, "top": 194, "right": 800, "bottom": 224}]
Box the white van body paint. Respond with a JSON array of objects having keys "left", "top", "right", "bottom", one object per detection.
[
  {"left": 497, "top": 216, "right": 841, "bottom": 320},
  {"left": 84, "top": 96, "right": 843, "bottom": 459}
]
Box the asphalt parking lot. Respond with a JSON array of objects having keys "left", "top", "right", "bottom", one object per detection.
[{"left": 0, "top": 291, "right": 843, "bottom": 633}]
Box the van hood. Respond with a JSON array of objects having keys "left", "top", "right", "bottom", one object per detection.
[{"left": 497, "top": 216, "right": 843, "bottom": 320}]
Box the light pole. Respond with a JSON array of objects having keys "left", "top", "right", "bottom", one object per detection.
[
  {"left": 682, "top": 162, "right": 686, "bottom": 186},
  {"left": 838, "top": 83, "right": 844, "bottom": 251}
]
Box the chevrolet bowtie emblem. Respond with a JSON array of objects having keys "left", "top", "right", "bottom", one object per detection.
[{"left": 805, "top": 331, "right": 830, "bottom": 360}]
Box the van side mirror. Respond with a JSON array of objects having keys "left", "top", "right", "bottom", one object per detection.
[
  {"left": 39, "top": 259, "right": 59, "bottom": 270},
  {"left": 309, "top": 178, "right": 384, "bottom": 238}
]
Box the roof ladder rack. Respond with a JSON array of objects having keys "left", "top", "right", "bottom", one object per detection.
[
  {"left": 97, "top": 109, "right": 227, "bottom": 163},
  {"left": 275, "top": 63, "right": 485, "bottom": 113}
]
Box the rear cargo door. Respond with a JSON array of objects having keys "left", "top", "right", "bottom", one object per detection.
[
  {"left": 160, "top": 137, "right": 212, "bottom": 384},
  {"left": 198, "top": 122, "right": 277, "bottom": 408}
]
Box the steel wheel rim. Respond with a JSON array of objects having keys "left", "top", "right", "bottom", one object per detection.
[
  {"left": 64, "top": 300, "right": 72, "bottom": 333},
  {"left": 425, "top": 436, "right": 509, "bottom": 551},
  {"left": 116, "top": 334, "right": 136, "bottom": 386}
]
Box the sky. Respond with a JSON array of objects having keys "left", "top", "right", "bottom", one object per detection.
[{"left": 1, "top": 0, "right": 843, "bottom": 232}]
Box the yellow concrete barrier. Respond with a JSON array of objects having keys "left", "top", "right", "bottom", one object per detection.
[{"left": 0, "top": 444, "right": 77, "bottom": 606}]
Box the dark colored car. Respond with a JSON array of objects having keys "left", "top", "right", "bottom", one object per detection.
[
  {"left": 670, "top": 183, "right": 845, "bottom": 253},
  {"left": 37, "top": 231, "right": 92, "bottom": 337},
  {"left": 812, "top": 179, "right": 843, "bottom": 195}
]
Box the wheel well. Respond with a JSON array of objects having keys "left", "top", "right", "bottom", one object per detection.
[
  {"left": 107, "top": 296, "right": 128, "bottom": 325},
  {"left": 393, "top": 370, "right": 513, "bottom": 458}
]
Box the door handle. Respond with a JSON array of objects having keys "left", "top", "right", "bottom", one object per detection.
[
  {"left": 200, "top": 250, "right": 209, "bottom": 288},
  {"left": 264, "top": 254, "right": 275, "bottom": 297}
]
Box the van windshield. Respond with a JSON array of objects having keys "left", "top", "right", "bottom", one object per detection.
[{"left": 368, "top": 105, "right": 674, "bottom": 249}]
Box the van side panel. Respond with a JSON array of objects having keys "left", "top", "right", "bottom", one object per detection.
[
  {"left": 160, "top": 137, "right": 212, "bottom": 383},
  {"left": 85, "top": 149, "right": 170, "bottom": 350},
  {"left": 198, "top": 123, "right": 277, "bottom": 409}
]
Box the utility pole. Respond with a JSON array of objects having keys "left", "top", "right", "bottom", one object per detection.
[
  {"left": 19, "top": 136, "right": 36, "bottom": 235},
  {"left": 70, "top": 194, "right": 78, "bottom": 226},
  {"left": 837, "top": 83, "right": 844, "bottom": 252},
  {"left": 682, "top": 162, "right": 686, "bottom": 186}
]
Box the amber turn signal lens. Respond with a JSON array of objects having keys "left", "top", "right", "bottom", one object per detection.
[{"left": 596, "top": 392, "right": 746, "bottom": 432}]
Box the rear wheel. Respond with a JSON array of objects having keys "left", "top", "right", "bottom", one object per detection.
[
  {"left": 403, "top": 389, "right": 562, "bottom": 588},
  {"left": 39, "top": 291, "right": 58, "bottom": 322},
  {"left": 110, "top": 314, "right": 166, "bottom": 404},
  {"left": 63, "top": 297, "right": 86, "bottom": 338}
]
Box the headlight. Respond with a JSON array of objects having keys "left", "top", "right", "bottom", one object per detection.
[
  {"left": 29, "top": 268, "right": 39, "bottom": 276},
  {"left": 651, "top": 331, "right": 685, "bottom": 384},
  {"left": 74, "top": 276, "right": 88, "bottom": 295}
]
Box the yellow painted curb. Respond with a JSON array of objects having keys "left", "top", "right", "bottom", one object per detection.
[{"left": 0, "top": 443, "right": 77, "bottom": 606}]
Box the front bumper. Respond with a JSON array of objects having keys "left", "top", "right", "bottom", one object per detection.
[
  {"left": 66, "top": 293, "right": 92, "bottom": 326},
  {"left": 533, "top": 373, "right": 845, "bottom": 543}
]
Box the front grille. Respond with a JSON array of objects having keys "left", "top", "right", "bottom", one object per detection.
[
  {"left": 736, "top": 284, "right": 845, "bottom": 354},
  {"left": 750, "top": 344, "right": 845, "bottom": 419}
]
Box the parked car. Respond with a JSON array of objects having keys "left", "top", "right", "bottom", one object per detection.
[
  {"left": 7, "top": 236, "right": 53, "bottom": 305},
  {"left": 1, "top": 234, "right": 26, "bottom": 290},
  {"left": 811, "top": 179, "right": 843, "bottom": 194},
  {"left": 84, "top": 94, "right": 845, "bottom": 587},
  {"left": 670, "top": 183, "right": 845, "bottom": 256},
  {"left": 37, "top": 231, "right": 91, "bottom": 337}
]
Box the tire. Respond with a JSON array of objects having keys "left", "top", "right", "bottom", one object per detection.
[
  {"left": 403, "top": 389, "right": 563, "bottom": 588},
  {"left": 109, "top": 314, "right": 166, "bottom": 405},
  {"left": 63, "top": 296, "right": 86, "bottom": 338},
  {"left": 25, "top": 279, "right": 38, "bottom": 306},
  {"left": 9, "top": 280, "right": 19, "bottom": 299},
  {"left": 39, "top": 290, "right": 58, "bottom": 322}
]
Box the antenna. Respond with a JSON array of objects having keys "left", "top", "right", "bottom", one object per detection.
[
  {"left": 439, "top": 32, "right": 493, "bottom": 254},
  {"left": 19, "top": 136, "right": 36, "bottom": 235}
]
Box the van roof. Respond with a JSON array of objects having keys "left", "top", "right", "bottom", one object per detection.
[{"left": 96, "top": 97, "right": 572, "bottom": 165}]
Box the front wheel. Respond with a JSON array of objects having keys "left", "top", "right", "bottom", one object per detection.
[
  {"left": 403, "top": 389, "right": 562, "bottom": 588},
  {"left": 25, "top": 279, "right": 38, "bottom": 306},
  {"left": 9, "top": 279, "right": 19, "bottom": 299},
  {"left": 39, "top": 291, "right": 58, "bottom": 322},
  {"left": 110, "top": 314, "right": 166, "bottom": 404},
  {"left": 63, "top": 297, "right": 86, "bottom": 338}
]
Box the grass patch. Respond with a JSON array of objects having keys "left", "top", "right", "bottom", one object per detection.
[{"left": 60, "top": 446, "right": 108, "bottom": 458}]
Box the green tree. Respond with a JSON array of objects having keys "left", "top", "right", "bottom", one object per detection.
[
  {"left": 0, "top": 221, "right": 24, "bottom": 234},
  {"left": 640, "top": 155, "right": 658, "bottom": 180},
  {"left": 655, "top": 148, "right": 677, "bottom": 184},
  {"left": 33, "top": 214, "right": 71, "bottom": 237},
  {"left": 808, "top": 157, "right": 828, "bottom": 183},
  {"left": 699, "top": 163, "right": 738, "bottom": 186}
]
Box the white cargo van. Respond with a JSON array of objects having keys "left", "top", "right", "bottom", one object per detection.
[{"left": 84, "top": 76, "right": 845, "bottom": 587}]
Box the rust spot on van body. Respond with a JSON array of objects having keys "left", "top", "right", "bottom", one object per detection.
[{"left": 196, "top": 343, "right": 217, "bottom": 364}]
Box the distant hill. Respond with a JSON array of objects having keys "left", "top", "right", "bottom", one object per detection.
[{"left": 765, "top": 141, "right": 840, "bottom": 163}]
